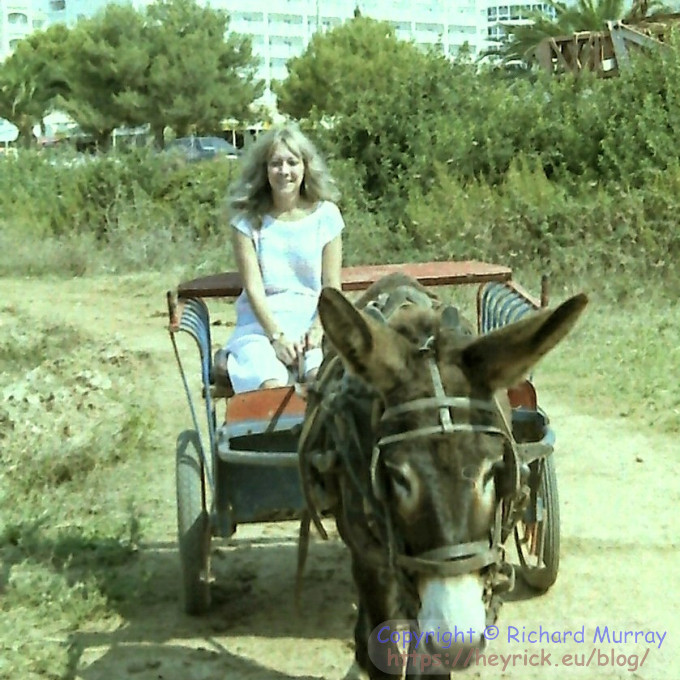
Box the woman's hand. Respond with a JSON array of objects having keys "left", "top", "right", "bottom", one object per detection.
[
  {"left": 271, "top": 334, "right": 301, "bottom": 367},
  {"left": 306, "top": 323, "right": 324, "bottom": 349}
]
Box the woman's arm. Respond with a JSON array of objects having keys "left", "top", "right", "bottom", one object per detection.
[
  {"left": 307, "top": 233, "right": 343, "bottom": 348},
  {"left": 321, "top": 233, "right": 343, "bottom": 291},
  {"left": 231, "top": 227, "right": 300, "bottom": 364}
]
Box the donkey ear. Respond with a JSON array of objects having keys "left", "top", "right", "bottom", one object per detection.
[
  {"left": 317, "top": 287, "right": 407, "bottom": 386},
  {"left": 462, "top": 293, "right": 588, "bottom": 390}
]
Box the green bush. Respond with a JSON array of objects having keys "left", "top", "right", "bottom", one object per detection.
[
  {"left": 0, "top": 149, "right": 238, "bottom": 241},
  {"left": 3, "top": 37, "right": 680, "bottom": 292},
  {"left": 404, "top": 155, "right": 680, "bottom": 292}
]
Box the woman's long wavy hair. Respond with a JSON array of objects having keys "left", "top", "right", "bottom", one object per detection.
[{"left": 226, "top": 122, "right": 341, "bottom": 228}]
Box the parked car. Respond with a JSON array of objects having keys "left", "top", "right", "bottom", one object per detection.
[{"left": 165, "top": 136, "right": 242, "bottom": 162}]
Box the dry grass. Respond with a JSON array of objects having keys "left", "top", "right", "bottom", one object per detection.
[{"left": 0, "top": 267, "right": 676, "bottom": 678}]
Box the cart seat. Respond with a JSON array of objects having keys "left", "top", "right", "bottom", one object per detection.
[
  {"left": 209, "top": 348, "right": 305, "bottom": 401},
  {"left": 508, "top": 379, "right": 537, "bottom": 410},
  {"left": 210, "top": 349, "right": 235, "bottom": 399}
]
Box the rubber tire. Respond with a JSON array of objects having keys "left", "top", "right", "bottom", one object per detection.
[
  {"left": 176, "top": 430, "right": 211, "bottom": 615},
  {"left": 514, "top": 453, "right": 560, "bottom": 592}
]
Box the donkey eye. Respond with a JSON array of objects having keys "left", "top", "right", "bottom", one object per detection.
[
  {"left": 391, "top": 469, "right": 411, "bottom": 491},
  {"left": 385, "top": 462, "right": 413, "bottom": 496}
]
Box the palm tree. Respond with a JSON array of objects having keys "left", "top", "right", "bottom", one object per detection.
[{"left": 485, "top": 0, "right": 671, "bottom": 66}]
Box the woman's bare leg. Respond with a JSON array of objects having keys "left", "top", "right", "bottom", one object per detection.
[{"left": 259, "top": 378, "right": 286, "bottom": 389}]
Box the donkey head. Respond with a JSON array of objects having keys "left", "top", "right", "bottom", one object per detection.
[{"left": 317, "top": 287, "right": 587, "bottom": 660}]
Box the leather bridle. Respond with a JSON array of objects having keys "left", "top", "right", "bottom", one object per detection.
[{"left": 298, "top": 306, "right": 530, "bottom": 625}]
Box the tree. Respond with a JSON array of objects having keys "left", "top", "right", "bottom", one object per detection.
[
  {"left": 275, "top": 16, "right": 490, "bottom": 210},
  {"left": 59, "top": 3, "right": 149, "bottom": 150},
  {"left": 274, "top": 16, "right": 430, "bottom": 120},
  {"left": 0, "top": 25, "right": 71, "bottom": 148},
  {"left": 140, "top": 0, "right": 264, "bottom": 148},
  {"left": 489, "top": 0, "right": 671, "bottom": 65}
]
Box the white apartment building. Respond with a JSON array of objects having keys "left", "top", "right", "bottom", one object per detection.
[
  {"left": 485, "top": 1, "right": 557, "bottom": 43},
  {"left": 0, "top": 0, "right": 49, "bottom": 142},
  {"left": 43, "top": 0, "right": 110, "bottom": 26},
  {"left": 0, "top": 0, "right": 47, "bottom": 59},
  {"left": 33, "top": 0, "right": 565, "bottom": 114},
  {"left": 219, "top": 0, "right": 491, "bottom": 108},
  {"left": 0, "top": 0, "right": 565, "bottom": 143},
  {"left": 41, "top": 0, "right": 506, "bottom": 110}
]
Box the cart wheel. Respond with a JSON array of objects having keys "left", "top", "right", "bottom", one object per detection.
[
  {"left": 176, "top": 430, "right": 211, "bottom": 615},
  {"left": 514, "top": 453, "right": 559, "bottom": 592}
]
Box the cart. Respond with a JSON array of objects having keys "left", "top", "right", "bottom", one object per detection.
[{"left": 166, "top": 260, "right": 560, "bottom": 615}]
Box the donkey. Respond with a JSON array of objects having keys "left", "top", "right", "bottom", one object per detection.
[{"left": 299, "top": 275, "right": 587, "bottom": 679}]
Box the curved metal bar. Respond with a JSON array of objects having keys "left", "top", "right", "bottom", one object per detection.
[
  {"left": 479, "top": 281, "right": 539, "bottom": 334},
  {"left": 170, "top": 297, "right": 216, "bottom": 493},
  {"left": 217, "top": 449, "right": 300, "bottom": 466},
  {"left": 516, "top": 425, "right": 556, "bottom": 463}
]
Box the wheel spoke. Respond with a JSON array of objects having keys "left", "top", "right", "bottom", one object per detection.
[{"left": 513, "top": 454, "right": 559, "bottom": 592}]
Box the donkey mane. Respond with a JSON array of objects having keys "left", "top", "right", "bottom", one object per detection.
[{"left": 386, "top": 306, "right": 441, "bottom": 347}]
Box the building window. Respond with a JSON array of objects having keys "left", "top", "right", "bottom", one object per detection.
[
  {"left": 32, "top": 19, "right": 45, "bottom": 28},
  {"left": 415, "top": 23, "right": 442, "bottom": 33},
  {"left": 50, "top": 0, "right": 66, "bottom": 10},
  {"left": 234, "top": 11, "right": 264, "bottom": 22},
  {"left": 389, "top": 21, "right": 411, "bottom": 32},
  {"left": 270, "top": 13, "right": 303, "bottom": 25},
  {"left": 8, "top": 12, "right": 28, "bottom": 24},
  {"left": 449, "top": 25, "right": 476, "bottom": 35},
  {"left": 269, "top": 35, "right": 303, "bottom": 48},
  {"left": 307, "top": 16, "right": 340, "bottom": 30},
  {"left": 9, "top": 39, "right": 21, "bottom": 49}
]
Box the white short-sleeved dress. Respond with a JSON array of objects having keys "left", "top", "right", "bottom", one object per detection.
[{"left": 224, "top": 201, "right": 345, "bottom": 393}]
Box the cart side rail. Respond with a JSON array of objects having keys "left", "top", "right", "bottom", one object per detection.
[
  {"left": 476, "top": 279, "right": 545, "bottom": 335},
  {"left": 176, "top": 260, "right": 513, "bottom": 300},
  {"left": 167, "top": 293, "right": 217, "bottom": 493},
  {"left": 476, "top": 278, "right": 549, "bottom": 409}
]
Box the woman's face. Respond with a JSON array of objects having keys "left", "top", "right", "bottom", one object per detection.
[{"left": 267, "top": 141, "right": 304, "bottom": 202}]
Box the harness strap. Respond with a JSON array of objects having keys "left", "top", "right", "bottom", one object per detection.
[
  {"left": 427, "top": 351, "right": 455, "bottom": 433},
  {"left": 397, "top": 547, "right": 501, "bottom": 577},
  {"left": 377, "top": 424, "right": 509, "bottom": 448},
  {"left": 382, "top": 396, "right": 500, "bottom": 420},
  {"left": 299, "top": 318, "right": 527, "bottom": 617},
  {"left": 418, "top": 539, "right": 496, "bottom": 561}
]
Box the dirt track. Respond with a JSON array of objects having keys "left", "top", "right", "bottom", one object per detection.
[{"left": 5, "top": 275, "right": 678, "bottom": 679}]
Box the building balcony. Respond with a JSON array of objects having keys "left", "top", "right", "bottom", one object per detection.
[
  {"left": 231, "top": 20, "right": 267, "bottom": 35},
  {"left": 268, "top": 42, "right": 301, "bottom": 59}
]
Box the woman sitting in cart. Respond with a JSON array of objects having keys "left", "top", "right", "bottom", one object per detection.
[{"left": 216, "top": 121, "right": 345, "bottom": 393}]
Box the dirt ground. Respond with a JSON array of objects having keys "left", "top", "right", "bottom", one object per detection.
[{"left": 4, "top": 273, "right": 678, "bottom": 679}]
